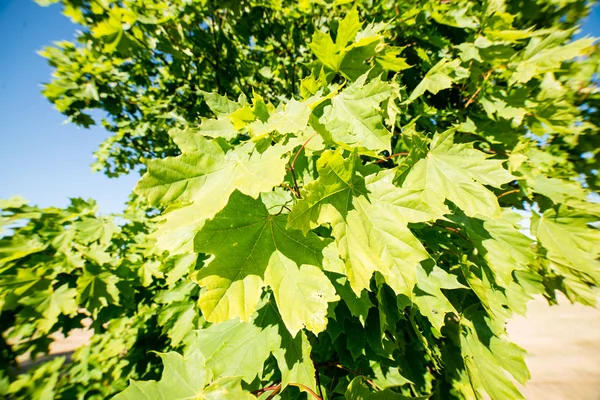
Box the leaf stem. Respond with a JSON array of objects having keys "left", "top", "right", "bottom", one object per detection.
[
  {"left": 287, "top": 133, "right": 318, "bottom": 198},
  {"left": 497, "top": 188, "right": 520, "bottom": 199},
  {"left": 375, "top": 152, "right": 409, "bottom": 163},
  {"left": 317, "top": 362, "right": 381, "bottom": 391},
  {"left": 291, "top": 133, "right": 317, "bottom": 168},
  {"left": 208, "top": 10, "right": 221, "bottom": 93},
  {"left": 289, "top": 383, "right": 322, "bottom": 399},
  {"left": 434, "top": 222, "right": 470, "bottom": 243},
  {"left": 311, "top": 353, "right": 324, "bottom": 399},
  {"left": 464, "top": 69, "right": 493, "bottom": 108},
  {"left": 251, "top": 384, "right": 281, "bottom": 396}
]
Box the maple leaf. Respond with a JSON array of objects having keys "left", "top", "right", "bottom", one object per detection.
[
  {"left": 400, "top": 129, "right": 514, "bottom": 219},
  {"left": 408, "top": 58, "right": 468, "bottom": 103},
  {"left": 321, "top": 74, "right": 393, "bottom": 153},
  {"left": 113, "top": 350, "right": 255, "bottom": 400},
  {"left": 193, "top": 191, "right": 338, "bottom": 335}
]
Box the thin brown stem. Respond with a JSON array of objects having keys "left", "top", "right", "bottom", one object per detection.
[
  {"left": 252, "top": 384, "right": 281, "bottom": 396},
  {"left": 274, "top": 205, "right": 292, "bottom": 216},
  {"left": 464, "top": 69, "right": 493, "bottom": 108},
  {"left": 311, "top": 353, "right": 324, "bottom": 399},
  {"left": 289, "top": 168, "right": 301, "bottom": 198},
  {"left": 208, "top": 11, "right": 221, "bottom": 93},
  {"left": 291, "top": 133, "right": 317, "bottom": 168},
  {"left": 265, "top": 385, "right": 281, "bottom": 400},
  {"left": 280, "top": 182, "right": 300, "bottom": 198},
  {"left": 287, "top": 133, "right": 317, "bottom": 198},
  {"left": 498, "top": 188, "right": 520, "bottom": 199},
  {"left": 434, "top": 222, "right": 470, "bottom": 243},
  {"left": 289, "top": 383, "right": 322, "bottom": 399},
  {"left": 375, "top": 152, "right": 409, "bottom": 163},
  {"left": 317, "top": 362, "right": 381, "bottom": 391}
]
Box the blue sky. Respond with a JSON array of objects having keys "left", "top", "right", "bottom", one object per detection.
[
  {"left": 0, "top": 1, "right": 598, "bottom": 214},
  {"left": 0, "top": 0, "right": 138, "bottom": 214}
]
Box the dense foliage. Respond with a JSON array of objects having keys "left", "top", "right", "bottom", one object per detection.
[{"left": 1, "top": 0, "right": 600, "bottom": 399}]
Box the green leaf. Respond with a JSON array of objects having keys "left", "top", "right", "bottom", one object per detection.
[
  {"left": 19, "top": 284, "right": 78, "bottom": 333},
  {"left": 136, "top": 139, "right": 288, "bottom": 209},
  {"left": 247, "top": 99, "right": 312, "bottom": 138},
  {"left": 288, "top": 149, "right": 365, "bottom": 234},
  {"left": 345, "top": 376, "right": 421, "bottom": 399},
  {"left": 157, "top": 301, "right": 198, "bottom": 346},
  {"left": 0, "top": 235, "right": 47, "bottom": 264},
  {"left": 136, "top": 138, "right": 291, "bottom": 256},
  {"left": 169, "top": 126, "right": 233, "bottom": 152},
  {"left": 321, "top": 74, "right": 393, "bottom": 153},
  {"left": 532, "top": 208, "right": 600, "bottom": 282},
  {"left": 191, "top": 317, "right": 279, "bottom": 383},
  {"left": 76, "top": 265, "right": 121, "bottom": 317},
  {"left": 331, "top": 183, "right": 430, "bottom": 296},
  {"left": 164, "top": 253, "right": 197, "bottom": 285},
  {"left": 257, "top": 302, "right": 318, "bottom": 393},
  {"left": 454, "top": 209, "right": 534, "bottom": 286},
  {"left": 461, "top": 312, "right": 528, "bottom": 400},
  {"left": 193, "top": 191, "right": 337, "bottom": 334},
  {"left": 138, "top": 260, "right": 164, "bottom": 287},
  {"left": 113, "top": 350, "right": 255, "bottom": 400},
  {"left": 309, "top": 8, "right": 382, "bottom": 79},
  {"left": 408, "top": 58, "right": 468, "bottom": 103},
  {"left": 400, "top": 129, "right": 513, "bottom": 218},
  {"left": 510, "top": 33, "right": 595, "bottom": 85},
  {"left": 375, "top": 46, "right": 412, "bottom": 72},
  {"left": 414, "top": 261, "right": 466, "bottom": 335},
  {"left": 290, "top": 151, "right": 430, "bottom": 296},
  {"left": 200, "top": 90, "right": 241, "bottom": 118}
]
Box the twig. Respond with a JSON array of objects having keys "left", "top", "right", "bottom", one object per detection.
[
  {"left": 498, "top": 188, "right": 520, "bottom": 199},
  {"left": 375, "top": 152, "right": 409, "bottom": 163},
  {"left": 318, "top": 362, "right": 381, "bottom": 391},
  {"left": 252, "top": 384, "right": 281, "bottom": 396},
  {"left": 280, "top": 182, "right": 300, "bottom": 198},
  {"left": 252, "top": 382, "right": 320, "bottom": 399},
  {"left": 291, "top": 133, "right": 317, "bottom": 168},
  {"left": 208, "top": 12, "right": 221, "bottom": 93},
  {"left": 464, "top": 69, "right": 493, "bottom": 109},
  {"left": 433, "top": 222, "right": 470, "bottom": 243},
  {"left": 274, "top": 205, "right": 292, "bottom": 216},
  {"left": 288, "top": 168, "right": 301, "bottom": 199},
  {"left": 265, "top": 386, "right": 281, "bottom": 400},
  {"left": 287, "top": 133, "right": 318, "bottom": 198},
  {"left": 289, "top": 383, "right": 322, "bottom": 399},
  {"left": 311, "top": 353, "right": 324, "bottom": 399}
]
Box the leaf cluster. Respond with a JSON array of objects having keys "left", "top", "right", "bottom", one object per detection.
[{"left": 1, "top": 0, "right": 599, "bottom": 399}]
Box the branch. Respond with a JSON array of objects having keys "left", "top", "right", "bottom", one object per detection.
[
  {"left": 251, "top": 384, "right": 280, "bottom": 396},
  {"left": 311, "top": 353, "right": 324, "bottom": 399},
  {"left": 464, "top": 69, "right": 493, "bottom": 109},
  {"left": 287, "top": 133, "right": 317, "bottom": 198},
  {"left": 289, "top": 383, "right": 322, "bottom": 399},
  {"left": 317, "top": 362, "right": 381, "bottom": 391},
  {"left": 286, "top": 167, "right": 302, "bottom": 199},
  {"left": 291, "top": 133, "right": 317, "bottom": 169},
  {"left": 273, "top": 205, "right": 292, "bottom": 216},
  {"left": 251, "top": 382, "right": 321, "bottom": 399},
  {"left": 433, "top": 222, "right": 470, "bottom": 243},
  {"left": 281, "top": 182, "right": 301, "bottom": 198},
  {"left": 375, "top": 152, "right": 409, "bottom": 164},
  {"left": 498, "top": 188, "right": 520, "bottom": 199},
  {"left": 208, "top": 13, "right": 221, "bottom": 93}
]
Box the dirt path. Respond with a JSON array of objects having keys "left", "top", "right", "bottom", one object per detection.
[{"left": 507, "top": 294, "right": 600, "bottom": 400}]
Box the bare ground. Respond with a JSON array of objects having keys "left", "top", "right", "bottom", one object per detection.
[{"left": 507, "top": 293, "right": 600, "bottom": 400}]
